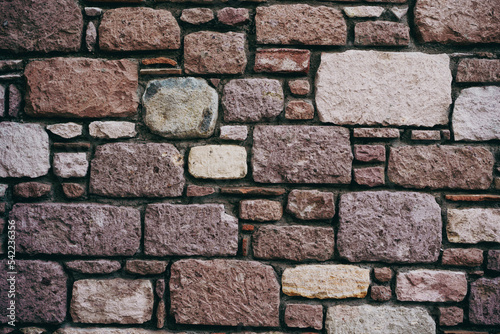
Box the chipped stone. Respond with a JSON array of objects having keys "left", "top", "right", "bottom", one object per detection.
[
  {"left": 125, "top": 260, "right": 168, "bottom": 275},
  {"left": 355, "top": 22, "right": 410, "bottom": 46},
  {"left": 220, "top": 125, "right": 248, "bottom": 141},
  {"left": 8, "top": 85, "right": 21, "bottom": 117},
  {"left": 439, "top": 307, "right": 464, "bottom": 326},
  {"left": 285, "top": 304, "right": 323, "bottom": 330},
  {"left": 188, "top": 145, "right": 247, "bottom": 179},
  {"left": 488, "top": 250, "right": 500, "bottom": 271},
  {"left": 254, "top": 49, "right": 310, "bottom": 74},
  {"left": 456, "top": 59, "right": 500, "bottom": 83},
  {"left": 89, "top": 121, "right": 136, "bottom": 139},
  {"left": 287, "top": 189, "right": 335, "bottom": 220},
  {"left": 217, "top": 7, "right": 249, "bottom": 26},
  {"left": 411, "top": 130, "right": 441, "bottom": 140},
  {"left": 62, "top": 183, "right": 85, "bottom": 199},
  {"left": 85, "top": 7, "right": 103, "bottom": 17},
  {"left": 442, "top": 248, "right": 483, "bottom": 266},
  {"left": 374, "top": 267, "right": 393, "bottom": 282},
  {"left": 289, "top": 80, "right": 310, "bottom": 96},
  {"left": 353, "top": 128, "right": 400, "bottom": 138},
  {"left": 186, "top": 185, "right": 215, "bottom": 197},
  {"left": 240, "top": 200, "right": 283, "bottom": 222},
  {"left": 354, "top": 145, "right": 386, "bottom": 162},
  {"left": 396, "top": 270, "right": 467, "bottom": 302},
  {"left": 13, "top": 182, "right": 51, "bottom": 199},
  {"left": 285, "top": 100, "right": 314, "bottom": 120},
  {"left": 469, "top": 277, "right": 500, "bottom": 325},
  {"left": 86, "top": 22, "right": 96, "bottom": 52},
  {"left": 180, "top": 8, "right": 214, "bottom": 25},
  {"left": 46, "top": 123, "right": 82, "bottom": 139},
  {"left": 345, "top": 6, "right": 384, "bottom": 18},
  {"left": 53, "top": 153, "right": 88, "bottom": 178},
  {"left": 447, "top": 208, "right": 500, "bottom": 244},
  {"left": 354, "top": 167, "right": 385, "bottom": 187},
  {"left": 371, "top": 286, "right": 392, "bottom": 301},
  {"left": 391, "top": 6, "right": 408, "bottom": 19}
]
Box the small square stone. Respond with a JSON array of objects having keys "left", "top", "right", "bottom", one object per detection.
[
  {"left": 285, "top": 304, "right": 323, "bottom": 330},
  {"left": 439, "top": 306, "right": 463, "bottom": 326},
  {"left": 53, "top": 153, "right": 88, "bottom": 178},
  {"left": 371, "top": 285, "right": 391, "bottom": 301}
]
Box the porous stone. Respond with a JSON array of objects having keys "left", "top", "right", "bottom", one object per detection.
[
  {"left": 13, "top": 182, "right": 51, "bottom": 199},
  {"left": 256, "top": 5, "right": 346, "bottom": 45},
  {"left": 8, "top": 85, "right": 21, "bottom": 117},
  {"left": 338, "top": 191, "right": 442, "bottom": 263},
  {"left": 253, "top": 225, "right": 335, "bottom": 261},
  {"left": 223, "top": 79, "right": 283, "bottom": 122},
  {"left": 170, "top": 259, "right": 280, "bottom": 326},
  {"left": 65, "top": 260, "right": 121, "bottom": 274},
  {"left": 90, "top": 143, "right": 185, "bottom": 197},
  {"left": 285, "top": 304, "right": 323, "bottom": 330},
  {"left": 254, "top": 49, "right": 310, "bottom": 74},
  {"left": 220, "top": 125, "right": 248, "bottom": 141},
  {"left": 53, "top": 153, "right": 88, "bottom": 178},
  {"left": 396, "top": 270, "right": 467, "bottom": 302},
  {"left": 374, "top": 267, "right": 393, "bottom": 282},
  {"left": 89, "top": 121, "right": 136, "bottom": 139},
  {"left": 99, "top": 7, "right": 180, "bottom": 51},
  {"left": 186, "top": 185, "right": 215, "bottom": 197},
  {"left": 180, "top": 8, "right": 214, "bottom": 25},
  {"left": 0, "top": 260, "right": 67, "bottom": 323},
  {"left": 326, "top": 305, "right": 435, "bottom": 334},
  {"left": 46, "top": 123, "right": 82, "bottom": 139},
  {"left": 414, "top": 0, "right": 500, "bottom": 44},
  {"left": 439, "top": 307, "right": 464, "bottom": 326},
  {"left": 86, "top": 22, "right": 96, "bottom": 52},
  {"left": 217, "top": 7, "right": 249, "bottom": 26},
  {"left": 469, "top": 277, "right": 500, "bottom": 325},
  {"left": 0, "top": 122, "right": 50, "bottom": 178},
  {"left": 447, "top": 208, "right": 500, "bottom": 243},
  {"left": 316, "top": 51, "right": 451, "bottom": 126},
  {"left": 285, "top": 100, "right": 314, "bottom": 120},
  {"left": 188, "top": 145, "right": 247, "bottom": 179},
  {"left": 252, "top": 126, "right": 352, "bottom": 183},
  {"left": 0, "top": 0, "right": 83, "bottom": 53},
  {"left": 354, "top": 145, "right": 386, "bottom": 162},
  {"left": 354, "top": 167, "right": 385, "bottom": 187},
  {"left": 355, "top": 22, "right": 410, "bottom": 46},
  {"left": 289, "top": 80, "right": 310, "bottom": 96},
  {"left": 240, "top": 200, "right": 282, "bottom": 222},
  {"left": 456, "top": 59, "right": 500, "bottom": 83},
  {"left": 184, "top": 31, "right": 247, "bottom": 75},
  {"left": 25, "top": 58, "right": 139, "bottom": 118},
  {"left": 371, "top": 286, "right": 392, "bottom": 301},
  {"left": 344, "top": 6, "right": 384, "bottom": 17},
  {"left": 143, "top": 78, "right": 217, "bottom": 138},
  {"left": 11, "top": 203, "right": 140, "bottom": 256},
  {"left": 388, "top": 146, "right": 493, "bottom": 189},
  {"left": 125, "top": 260, "right": 168, "bottom": 275},
  {"left": 411, "top": 130, "right": 441, "bottom": 140},
  {"left": 282, "top": 265, "right": 370, "bottom": 299},
  {"left": 353, "top": 128, "right": 400, "bottom": 138},
  {"left": 442, "top": 248, "right": 483, "bottom": 266},
  {"left": 56, "top": 329, "right": 174, "bottom": 334},
  {"left": 144, "top": 204, "right": 238, "bottom": 256},
  {"left": 453, "top": 86, "right": 500, "bottom": 141},
  {"left": 488, "top": 250, "right": 500, "bottom": 271},
  {"left": 287, "top": 189, "right": 335, "bottom": 220},
  {"left": 62, "top": 183, "right": 85, "bottom": 199},
  {"left": 70, "top": 279, "right": 154, "bottom": 324}
]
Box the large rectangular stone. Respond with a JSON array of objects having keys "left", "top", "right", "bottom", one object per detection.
[
  {"left": 11, "top": 203, "right": 141, "bottom": 256},
  {"left": 252, "top": 126, "right": 352, "bottom": 183},
  {"left": 316, "top": 51, "right": 451, "bottom": 126},
  {"left": 447, "top": 208, "right": 500, "bottom": 244}
]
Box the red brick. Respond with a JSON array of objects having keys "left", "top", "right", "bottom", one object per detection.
[
  {"left": 186, "top": 185, "right": 215, "bottom": 197},
  {"left": 242, "top": 224, "right": 255, "bottom": 232},
  {"left": 355, "top": 22, "right": 410, "bottom": 46},
  {"left": 255, "top": 49, "right": 310, "bottom": 74}
]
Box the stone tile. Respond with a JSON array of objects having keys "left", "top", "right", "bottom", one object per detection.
[
  {"left": 344, "top": 6, "right": 384, "bottom": 17},
  {"left": 354, "top": 145, "right": 386, "bottom": 162},
  {"left": 288, "top": 80, "right": 310, "bottom": 96},
  {"left": 411, "top": 130, "right": 441, "bottom": 140},
  {"left": 374, "top": 267, "right": 393, "bottom": 282},
  {"left": 186, "top": 185, "right": 215, "bottom": 197},
  {"left": 285, "top": 100, "right": 314, "bottom": 120},
  {"left": 354, "top": 167, "right": 385, "bottom": 187},
  {"left": 220, "top": 125, "right": 248, "bottom": 141},
  {"left": 125, "top": 260, "right": 168, "bottom": 275},
  {"left": 371, "top": 286, "right": 392, "bottom": 301},
  {"left": 439, "top": 307, "right": 464, "bottom": 326},
  {"left": 353, "top": 128, "right": 400, "bottom": 139},
  {"left": 217, "top": 7, "right": 249, "bottom": 26}
]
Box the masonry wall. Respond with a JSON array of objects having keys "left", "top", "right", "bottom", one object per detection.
[{"left": 0, "top": 0, "right": 499, "bottom": 333}]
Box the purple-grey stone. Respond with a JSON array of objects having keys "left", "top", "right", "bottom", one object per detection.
[{"left": 469, "top": 277, "right": 500, "bottom": 325}]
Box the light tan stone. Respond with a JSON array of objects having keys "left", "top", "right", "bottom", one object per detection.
[
  {"left": 188, "top": 145, "right": 247, "bottom": 179},
  {"left": 89, "top": 121, "right": 137, "bottom": 139},
  {"left": 46, "top": 123, "right": 82, "bottom": 139},
  {"left": 282, "top": 265, "right": 370, "bottom": 299},
  {"left": 344, "top": 6, "right": 384, "bottom": 18},
  {"left": 447, "top": 208, "right": 500, "bottom": 244}
]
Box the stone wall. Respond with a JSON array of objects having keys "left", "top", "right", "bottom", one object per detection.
[{"left": 0, "top": 0, "right": 499, "bottom": 333}]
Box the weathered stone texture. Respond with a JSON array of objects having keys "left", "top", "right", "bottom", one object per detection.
[
  {"left": 220, "top": 125, "right": 248, "bottom": 141},
  {"left": 354, "top": 167, "right": 385, "bottom": 187},
  {"left": 170, "top": 259, "right": 280, "bottom": 326},
  {"left": 53, "top": 153, "right": 88, "bottom": 178},
  {"left": 90, "top": 143, "right": 185, "bottom": 197},
  {"left": 447, "top": 208, "right": 500, "bottom": 244},
  {"left": 353, "top": 128, "right": 400, "bottom": 139},
  {"left": 282, "top": 265, "right": 370, "bottom": 299},
  {"left": 287, "top": 190, "right": 335, "bottom": 220},
  {"left": 371, "top": 285, "right": 392, "bottom": 301},
  {"left": 70, "top": 279, "right": 154, "bottom": 324},
  {"left": 285, "top": 100, "right": 314, "bottom": 120},
  {"left": 344, "top": 6, "right": 384, "bottom": 18},
  {"left": 442, "top": 248, "right": 484, "bottom": 266},
  {"left": 144, "top": 204, "right": 238, "bottom": 256},
  {"left": 240, "top": 200, "right": 282, "bottom": 222},
  {"left": 125, "top": 260, "right": 168, "bottom": 275},
  {"left": 253, "top": 225, "right": 335, "bottom": 261},
  {"left": 65, "top": 260, "right": 121, "bottom": 274},
  {"left": 338, "top": 191, "right": 442, "bottom": 263},
  {"left": 47, "top": 123, "right": 82, "bottom": 139},
  {"left": 188, "top": 145, "right": 247, "bottom": 179},
  {"left": 25, "top": 58, "right": 138, "bottom": 118},
  {"left": 355, "top": 22, "right": 410, "bottom": 46},
  {"left": 252, "top": 126, "right": 352, "bottom": 183},
  {"left": 86, "top": 22, "right": 96, "bottom": 52},
  {"left": 13, "top": 182, "right": 51, "bottom": 199},
  {"left": 354, "top": 145, "right": 386, "bottom": 162},
  {"left": 488, "top": 250, "right": 500, "bottom": 271},
  {"left": 316, "top": 51, "right": 451, "bottom": 126},
  {"left": 396, "top": 270, "right": 468, "bottom": 302},
  {"left": 285, "top": 304, "right": 323, "bottom": 330},
  {"left": 254, "top": 49, "right": 310, "bottom": 74},
  {"left": 217, "top": 7, "right": 249, "bottom": 26},
  {"left": 62, "top": 183, "right": 85, "bottom": 199},
  {"left": 374, "top": 267, "right": 393, "bottom": 282},
  {"left": 456, "top": 59, "right": 500, "bottom": 83},
  {"left": 56, "top": 329, "right": 174, "bottom": 334},
  {"left": 388, "top": 146, "right": 493, "bottom": 189},
  {"left": 186, "top": 185, "right": 215, "bottom": 197},
  {"left": 469, "top": 277, "right": 500, "bottom": 325},
  {"left": 0, "top": 0, "right": 83, "bottom": 53},
  {"left": 89, "top": 121, "right": 136, "bottom": 139},
  {"left": 180, "top": 8, "right": 214, "bottom": 25},
  {"left": 11, "top": 203, "right": 140, "bottom": 256},
  {"left": 439, "top": 307, "right": 464, "bottom": 326},
  {"left": 289, "top": 80, "right": 310, "bottom": 96},
  {"left": 256, "top": 5, "right": 346, "bottom": 45},
  {"left": 411, "top": 130, "right": 441, "bottom": 141}
]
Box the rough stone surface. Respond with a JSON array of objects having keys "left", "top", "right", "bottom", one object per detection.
[
  {"left": 184, "top": 31, "right": 247, "bottom": 75},
  {"left": 90, "top": 143, "right": 185, "bottom": 197},
  {"left": 388, "top": 146, "right": 494, "bottom": 189},
  {"left": 354, "top": 145, "right": 386, "bottom": 162},
  {"left": 13, "top": 182, "right": 51, "bottom": 199},
  {"left": 46, "top": 123, "right": 82, "bottom": 139},
  {"left": 186, "top": 185, "right": 215, "bottom": 197},
  {"left": 0, "top": 122, "right": 50, "bottom": 178},
  {"left": 439, "top": 307, "right": 464, "bottom": 326},
  {"left": 70, "top": 279, "right": 154, "bottom": 324},
  {"left": 85, "top": 7, "right": 102, "bottom": 17},
  {"left": 0, "top": 0, "right": 83, "bottom": 53},
  {"left": 8, "top": 85, "right": 21, "bottom": 117},
  {"left": 65, "top": 260, "right": 121, "bottom": 274},
  {"left": 354, "top": 167, "right": 385, "bottom": 187},
  {"left": 89, "top": 121, "right": 137, "bottom": 139},
  {"left": 220, "top": 125, "right": 248, "bottom": 141},
  {"left": 0, "top": 60, "right": 23, "bottom": 72},
  {"left": 253, "top": 126, "right": 352, "bottom": 183},
  {"left": 285, "top": 100, "right": 314, "bottom": 120},
  {"left": 0, "top": 260, "right": 67, "bottom": 323},
  {"left": 188, "top": 145, "right": 247, "bottom": 179},
  {"left": 488, "top": 250, "right": 500, "bottom": 271},
  {"left": 217, "top": 7, "right": 249, "bottom": 26},
  {"left": 396, "top": 270, "right": 468, "bottom": 302},
  {"left": 374, "top": 267, "right": 393, "bottom": 282},
  {"left": 344, "top": 6, "right": 384, "bottom": 17},
  {"left": 256, "top": 5, "right": 346, "bottom": 45},
  {"left": 0, "top": 184, "right": 7, "bottom": 198},
  {"left": 99, "top": 7, "right": 180, "bottom": 51},
  {"left": 285, "top": 304, "right": 323, "bottom": 330},
  {"left": 144, "top": 204, "right": 238, "bottom": 256},
  {"left": 125, "top": 260, "right": 168, "bottom": 275},
  {"left": 25, "top": 58, "right": 139, "bottom": 118},
  {"left": 442, "top": 248, "right": 484, "bottom": 266},
  {"left": 0, "top": 86, "right": 4, "bottom": 117},
  {"left": 469, "top": 277, "right": 500, "bottom": 325},
  {"left": 326, "top": 305, "right": 436, "bottom": 334},
  {"left": 414, "top": 0, "right": 500, "bottom": 44},
  {"left": 338, "top": 191, "right": 442, "bottom": 263},
  {"left": 411, "top": 130, "right": 441, "bottom": 140},
  {"left": 355, "top": 21, "right": 410, "bottom": 46},
  {"left": 452, "top": 86, "right": 500, "bottom": 141},
  {"left": 289, "top": 80, "right": 310, "bottom": 96},
  {"left": 447, "top": 208, "right": 500, "bottom": 244},
  {"left": 371, "top": 286, "right": 392, "bottom": 301},
  {"left": 11, "top": 203, "right": 141, "bottom": 256},
  {"left": 53, "top": 153, "right": 88, "bottom": 178},
  {"left": 180, "top": 8, "right": 214, "bottom": 25},
  {"left": 143, "top": 78, "right": 218, "bottom": 138},
  {"left": 254, "top": 49, "right": 310, "bottom": 74},
  {"left": 170, "top": 259, "right": 280, "bottom": 326},
  {"left": 353, "top": 128, "right": 400, "bottom": 138},
  {"left": 86, "top": 22, "right": 96, "bottom": 52},
  {"left": 253, "top": 225, "right": 335, "bottom": 261},
  {"left": 287, "top": 189, "right": 335, "bottom": 220},
  {"left": 56, "top": 329, "right": 174, "bottom": 334},
  {"left": 223, "top": 79, "right": 284, "bottom": 122},
  {"left": 240, "top": 199, "right": 282, "bottom": 222},
  {"left": 220, "top": 187, "right": 286, "bottom": 196},
  {"left": 391, "top": 6, "right": 408, "bottom": 19},
  {"left": 282, "top": 265, "right": 370, "bottom": 299},
  {"left": 456, "top": 59, "right": 500, "bottom": 83},
  {"left": 62, "top": 183, "right": 85, "bottom": 199},
  {"left": 316, "top": 51, "right": 451, "bottom": 126}
]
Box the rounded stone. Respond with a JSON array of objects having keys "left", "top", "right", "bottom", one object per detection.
[{"left": 143, "top": 78, "right": 218, "bottom": 139}]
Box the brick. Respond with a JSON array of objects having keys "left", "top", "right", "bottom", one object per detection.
[
  {"left": 254, "top": 49, "right": 310, "bottom": 74},
  {"left": 220, "top": 125, "right": 248, "bottom": 141},
  {"left": 447, "top": 208, "right": 500, "bottom": 243},
  {"left": 354, "top": 145, "right": 386, "bottom": 162},
  {"left": 241, "top": 236, "right": 249, "bottom": 257},
  {"left": 252, "top": 126, "right": 352, "bottom": 183},
  {"left": 188, "top": 145, "right": 247, "bottom": 180},
  {"left": 355, "top": 22, "right": 410, "bottom": 46},
  {"left": 445, "top": 194, "right": 500, "bottom": 201},
  {"left": 253, "top": 225, "right": 335, "bottom": 261},
  {"left": 220, "top": 187, "right": 286, "bottom": 196},
  {"left": 141, "top": 57, "right": 177, "bottom": 66},
  {"left": 53, "top": 153, "right": 88, "bottom": 178},
  {"left": 374, "top": 267, "right": 393, "bottom": 282},
  {"left": 353, "top": 128, "right": 400, "bottom": 139},
  {"left": 13, "top": 182, "right": 51, "bottom": 199},
  {"left": 125, "top": 260, "right": 168, "bottom": 275},
  {"left": 287, "top": 189, "right": 335, "bottom": 220},
  {"left": 371, "top": 286, "right": 392, "bottom": 301},
  {"left": 285, "top": 304, "right": 323, "bottom": 330},
  {"left": 442, "top": 248, "right": 483, "bottom": 266},
  {"left": 411, "top": 130, "right": 441, "bottom": 140},
  {"left": 186, "top": 185, "right": 215, "bottom": 197},
  {"left": 456, "top": 59, "right": 500, "bottom": 82},
  {"left": 354, "top": 167, "right": 385, "bottom": 187},
  {"left": 242, "top": 224, "right": 254, "bottom": 232},
  {"left": 46, "top": 123, "right": 82, "bottom": 139},
  {"left": 439, "top": 307, "right": 463, "bottom": 326},
  {"left": 396, "top": 270, "right": 467, "bottom": 302},
  {"left": 289, "top": 80, "right": 310, "bottom": 96},
  {"left": 469, "top": 277, "right": 500, "bottom": 325},
  {"left": 488, "top": 250, "right": 500, "bottom": 271},
  {"left": 240, "top": 199, "right": 282, "bottom": 222},
  {"left": 62, "top": 183, "right": 85, "bottom": 199},
  {"left": 65, "top": 260, "right": 121, "bottom": 274},
  {"left": 180, "top": 8, "right": 214, "bottom": 25},
  {"left": 217, "top": 7, "right": 249, "bottom": 26},
  {"left": 285, "top": 100, "right": 314, "bottom": 120}
]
